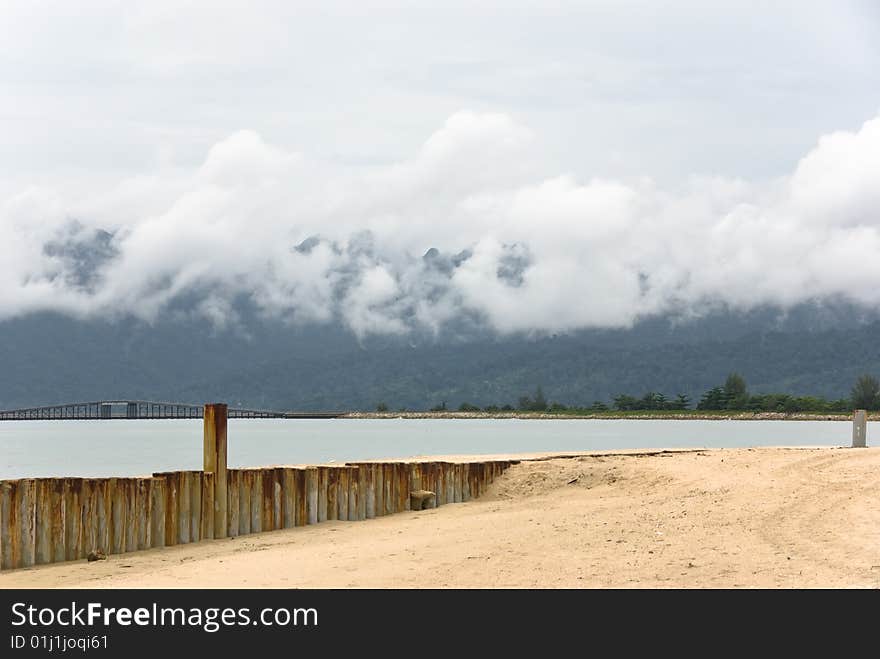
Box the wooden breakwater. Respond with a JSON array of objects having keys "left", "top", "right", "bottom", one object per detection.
[{"left": 0, "top": 405, "right": 512, "bottom": 571}]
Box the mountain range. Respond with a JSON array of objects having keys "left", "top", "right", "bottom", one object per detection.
[{"left": 2, "top": 301, "right": 879, "bottom": 411}]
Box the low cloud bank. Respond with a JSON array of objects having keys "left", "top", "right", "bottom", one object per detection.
[{"left": 3, "top": 111, "right": 880, "bottom": 336}]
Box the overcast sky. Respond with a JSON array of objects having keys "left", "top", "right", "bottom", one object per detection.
[{"left": 2, "top": 1, "right": 880, "bottom": 335}]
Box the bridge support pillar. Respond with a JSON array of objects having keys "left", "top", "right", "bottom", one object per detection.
[{"left": 203, "top": 403, "right": 228, "bottom": 538}]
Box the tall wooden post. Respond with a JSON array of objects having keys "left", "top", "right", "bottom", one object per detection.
[
  {"left": 852, "top": 409, "right": 867, "bottom": 448},
  {"left": 204, "top": 403, "right": 228, "bottom": 538}
]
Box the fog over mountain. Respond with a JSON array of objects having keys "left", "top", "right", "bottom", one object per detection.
[{"left": 3, "top": 112, "right": 880, "bottom": 339}]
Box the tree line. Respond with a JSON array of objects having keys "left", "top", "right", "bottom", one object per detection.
[{"left": 376, "top": 373, "right": 880, "bottom": 413}]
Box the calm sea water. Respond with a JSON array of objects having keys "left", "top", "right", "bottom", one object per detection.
[{"left": 0, "top": 418, "right": 866, "bottom": 480}]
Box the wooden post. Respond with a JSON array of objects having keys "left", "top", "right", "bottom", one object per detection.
[
  {"left": 201, "top": 472, "right": 214, "bottom": 541},
  {"left": 34, "top": 479, "right": 53, "bottom": 564},
  {"left": 123, "top": 479, "right": 137, "bottom": 553},
  {"left": 227, "top": 470, "right": 241, "bottom": 537},
  {"left": 374, "top": 464, "right": 385, "bottom": 517},
  {"left": 250, "top": 469, "right": 262, "bottom": 533},
  {"left": 110, "top": 478, "right": 125, "bottom": 555},
  {"left": 239, "top": 470, "right": 252, "bottom": 535},
  {"left": 316, "top": 467, "right": 329, "bottom": 523},
  {"left": 149, "top": 477, "right": 166, "bottom": 549},
  {"left": 364, "top": 464, "right": 376, "bottom": 519},
  {"left": 338, "top": 468, "right": 350, "bottom": 521},
  {"left": 853, "top": 409, "right": 867, "bottom": 448},
  {"left": 273, "top": 468, "right": 284, "bottom": 531},
  {"left": 295, "top": 469, "right": 308, "bottom": 526},
  {"left": 136, "top": 478, "right": 152, "bottom": 551},
  {"left": 204, "top": 403, "right": 228, "bottom": 538},
  {"left": 282, "top": 469, "right": 296, "bottom": 529},
  {"left": 63, "top": 479, "right": 84, "bottom": 560},
  {"left": 261, "top": 469, "right": 275, "bottom": 532},
  {"left": 306, "top": 468, "right": 318, "bottom": 525},
  {"left": 190, "top": 472, "right": 203, "bottom": 542},
  {"left": 326, "top": 468, "right": 338, "bottom": 521},
  {"left": 179, "top": 472, "right": 191, "bottom": 544},
  {"left": 18, "top": 479, "right": 36, "bottom": 567},
  {"left": 0, "top": 481, "right": 15, "bottom": 569}
]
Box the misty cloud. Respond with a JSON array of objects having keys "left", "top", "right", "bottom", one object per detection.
[{"left": 2, "top": 111, "right": 880, "bottom": 337}]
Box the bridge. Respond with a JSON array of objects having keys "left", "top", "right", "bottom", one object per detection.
[{"left": 0, "top": 400, "right": 344, "bottom": 421}]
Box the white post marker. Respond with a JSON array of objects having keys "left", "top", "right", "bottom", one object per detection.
[{"left": 852, "top": 409, "right": 867, "bottom": 448}]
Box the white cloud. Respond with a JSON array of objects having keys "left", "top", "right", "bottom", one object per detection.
[{"left": 2, "top": 110, "right": 880, "bottom": 336}]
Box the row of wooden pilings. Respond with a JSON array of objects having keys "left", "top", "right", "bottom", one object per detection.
[{"left": 0, "top": 405, "right": 513, "bottom": 571}]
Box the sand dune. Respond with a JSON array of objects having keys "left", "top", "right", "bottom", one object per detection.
[{"left": 2, "top": 447, "right": 879, "bottom": 588}]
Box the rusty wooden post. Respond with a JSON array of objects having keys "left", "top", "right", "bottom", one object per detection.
[
  {"left": 468, "top": 463, "right": 480, "bottom": 499},
  {"left": 81, "top": 479, "right": 97, "bottom": 555},
  {"left": 18, "top": 479, "right": 36, "bottom": 567},
  {"left": 149, "top": 477, "right": 166, "bottom": 549},
  {"left": 35, "top": 479, "right": 53, "bottom": 564},
  {"left": 239, "top": 470, "right": 252, "bottom": 535},
  {"left": 204, "top": 403, "right": 228, "bottom": 538},
  {"left": 191, "top": 472, "right": 203, "bottom": 542},
  {"left": 396, "top": 464, "right": 410, "bottom": 512},
  {"left": 338, "top": 468, "right": 350, "bottom": 521},
  {"left": 250, "top": 469, "right": 262, "bottom": 533},
  {"left": 326, "top": 468, "right": 338, "bottom": 521},
  {"left": 63, "top": 479, "right": 83, "bottom": 560},
  {"left": 294, "top": 469, "right": 307, "bottom": 526},
  {"left": 179, "top": 472, "right": 191, "bottom": 544},
  {"left": 383, "top": 464, "right": 395, "bottom": 515},
  {"left": 425, "top": 463, "right": 439, "bottom": 508},
  {"left": 853, "top": 409, "right": 867, "bottom": 447},
  {"left": 109, "top": 478, "right": 124, "bottom": 555},
  {"left": 272, "top": 468, "right": 283, "bottom": 530},
  {"left": 445, "top": 464, "right": 455, "bottom": 504},
  {"left": 94, "top": 479, "right": 110, "bottom": 555},
  {"left": 154, "top": 472, "right": 178, "bottom": 547},
  {"left": 374, "top": 464, "right": 385, "bottom": 517},
  {"left": 1, "top": 481, "right": 15, "bottom": 569},
  {"left": 261, "top": 469, "right": 275, "bottom": 532},
  {"left": 364, "top": 464, "right": 376, "bottom": 519},
  {"left": 227, "top": 470, "right": 241, "bottom": 537},
  {"left": 316, "top": 467, "right": 329, "bottom": 523},
  {"left": 453, "top": 463, "right": 463, "bottom": 503},
  {"left": 136, "top": 478, "right": 152, "bottom": 551},
  {"left": 306, "top": 468, "right": 318, "bottom": 525},
  {"left": 410, "top": 463, "right": 422, "bottom": 493},
  {"left": 434, "top": 464, "right": 444, "bottom": 507},
  {"left": 282, "top": 469, "right": 296, "bottom": 529},
  {"left": 348, "top": 467, "right": 360, "bottom": 521},
  {"left": 356, "top": 466, "right": 366, "bottom": 520},
  {"left": 201, "top": 472, "right": 214, "bottom": 540}
]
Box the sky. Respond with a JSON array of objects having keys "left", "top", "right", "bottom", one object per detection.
[{"left": 1, "top": 1, "right": 880, "bottom": 335}]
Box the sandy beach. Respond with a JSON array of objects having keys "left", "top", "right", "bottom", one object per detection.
[{"left": 2, "top": 446, "right": 879, "bottom": 589}]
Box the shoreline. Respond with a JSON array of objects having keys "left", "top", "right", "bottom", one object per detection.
[{"left": 342, "top": 410, "right": 869, "bottom": 421}]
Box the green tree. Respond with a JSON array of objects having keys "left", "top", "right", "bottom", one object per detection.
[
  {"left": 376, "top": 402, "right": 389, "bottom": 412},
  {"left": 532, "top": 386, "right": 548, "bottom": 411},
  {"left": 519, "top": 386, "right": 548, "bottom": 411},
  {"left": 613, "top": 394, "right": 639, "bottom": 411},
  {"left": 673, "top": 393, "right": 691, "bottom": 410},
  {"left": 850, "top": 374, "right": 880, "bottom": 410},
  {"left": 697, "top": 386, "right": 726, "bottom": 410},
  {"left": 723, "top": 372, "right": 747, "bottom": 409}
]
